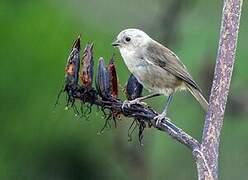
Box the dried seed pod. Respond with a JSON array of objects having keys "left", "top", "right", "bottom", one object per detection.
[
  {"left": 125, "top": 74, "right": 143, "bottom": 100},
  {"left": 96, "top": 57, "right": 111, "bottom": 99},
  {"left": 108, "top": 55, "right": 118, "bottom": 98},
  {"left": 80, "top": 43, "right": 94, "bottom": 87},
  {"left": 65, "top": 35, "right": 81, "bottom": 87}
]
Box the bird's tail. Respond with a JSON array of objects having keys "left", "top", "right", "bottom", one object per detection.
[{"left": 186, "top": 84, "right": 209, "bottom": 112}]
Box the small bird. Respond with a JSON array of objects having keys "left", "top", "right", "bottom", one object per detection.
[{"left": 112, "top": 28, "right": 208, "bottom": 124}]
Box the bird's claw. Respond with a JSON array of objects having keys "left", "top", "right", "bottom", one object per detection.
[
  {"left": 122, "top": 99, "right": 147, "bottom": 109},
  {"left": 154, "top": 113, "right": 167, "bottom": 126}
]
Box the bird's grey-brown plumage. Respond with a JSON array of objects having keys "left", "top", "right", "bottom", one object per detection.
[{"left": 144, "top": 41, "right": 208, "bottom": 111}]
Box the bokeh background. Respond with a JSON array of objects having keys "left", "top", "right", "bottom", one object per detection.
[{"left": 0, "top": 0, "right": 247, "bottom": 179}]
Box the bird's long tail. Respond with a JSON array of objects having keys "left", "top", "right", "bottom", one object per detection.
[{"left": 186, "top": 84, "right": 209, "bottom": 112}]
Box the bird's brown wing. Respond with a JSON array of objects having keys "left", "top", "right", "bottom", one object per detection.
[{"left": 144, "top": 41, "right": 202, "bottom": 92}]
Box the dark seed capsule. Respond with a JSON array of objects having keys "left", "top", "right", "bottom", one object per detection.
[
  {"left": 65, "top": 35, "right": 81, "bottom": 86},
  {"left": 125, "top": 74, "right": 143, "bottom": 100},
  {"left": 80, "top": 43, "right": 94, "bottom": 87},
  {"left": 96, "top": 57, "right": 111, "bottom": 99},
  {"left": 108, "top": 55, "right": 118, "bottom": 98}
]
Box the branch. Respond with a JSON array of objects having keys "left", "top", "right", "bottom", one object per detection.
[
  {"left": 73, "top": 87, "right": 200, "bottom": 151},
  {"left": 200, "top": 0, "right": 243, "bottom": 179}
]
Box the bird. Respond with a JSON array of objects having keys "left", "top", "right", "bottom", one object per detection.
[{"left": 112, "top": 28, "right": 208, "bottom": 124}]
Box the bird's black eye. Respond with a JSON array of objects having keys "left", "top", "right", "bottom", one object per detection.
[{"left": 125, "top": 37, "right": 131, "bottom": 42}]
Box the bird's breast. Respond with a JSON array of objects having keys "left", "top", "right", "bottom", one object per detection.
[{"left": 120, "top": 48, "right": 184, "bottom": 95}]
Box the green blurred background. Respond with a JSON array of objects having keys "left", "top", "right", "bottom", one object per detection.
[{"left": 0, "top": 0, "right": 247, "bottom": 179}]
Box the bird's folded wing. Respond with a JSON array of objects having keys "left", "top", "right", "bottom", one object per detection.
[{"left": 144, "top": 41, "right": 202, "bottom": 93}]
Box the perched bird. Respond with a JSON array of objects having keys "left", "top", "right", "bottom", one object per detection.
[{"left": 112, "top": 28, "right": 208, "bottom": 124}]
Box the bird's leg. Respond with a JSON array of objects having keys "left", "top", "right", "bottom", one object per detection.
[
  {"left": 154, "top": 92, "right": 174, "bottom": 126},
  {"left": 122, "top": 93, "right": 161, "bottom": 109}
]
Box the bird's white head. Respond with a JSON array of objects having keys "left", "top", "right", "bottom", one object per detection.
[{"left": 112, "top": 28, "right": 151, "bottom": 52}]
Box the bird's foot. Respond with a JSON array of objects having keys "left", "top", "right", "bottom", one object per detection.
[
  {"left": 154, "top": 112, "right": 167, "bottom": 126},
  {"left": 122, "top": 99, "right": 147, "bottom": 109}
]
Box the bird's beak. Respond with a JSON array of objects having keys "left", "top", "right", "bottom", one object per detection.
[{"left": 112, "top": 40, "right": 121, "bottom": 47}]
